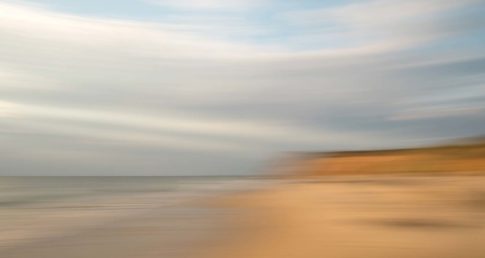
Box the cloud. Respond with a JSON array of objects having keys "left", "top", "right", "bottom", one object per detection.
[
  {"left": 0, "top": 99, "right": 369, "bottom": 148},
  {"left": 390, "top": 105, "right": 485, "bottom": 121},
  {"left": 0, "top": 2, "right": 264, "bottom": 58},
  {"left": 282, "top": 0, "right": 484, "bottom": 50},
  {"left": 0, "top": 1, "right": 484, "bottom": 175},
  {"left": 144, "top": 0, "right": 265, "bottom": 10}
]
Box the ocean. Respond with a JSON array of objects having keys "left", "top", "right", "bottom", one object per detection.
[{"left": 0, "top": 176, "right": 269, "bottom": 258}]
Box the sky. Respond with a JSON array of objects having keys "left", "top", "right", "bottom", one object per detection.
[{"left": 0, "top": 0, "right": 484, "bottom": 175}]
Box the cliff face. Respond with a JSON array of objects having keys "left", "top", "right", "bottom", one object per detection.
[{"left": 288, "top": 141, "right": 485, "bottom": 176}]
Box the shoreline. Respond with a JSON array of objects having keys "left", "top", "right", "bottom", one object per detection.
[
  {"left": 2, "top": 175, "right": 485, "bottom": 258},
  {"left": 0, "top": 177, "right": 276, "bottom": 258}
]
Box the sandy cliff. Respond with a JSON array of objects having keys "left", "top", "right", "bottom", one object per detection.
[{"left": 284, "top": 140, "right": 485, "bottom": 176}]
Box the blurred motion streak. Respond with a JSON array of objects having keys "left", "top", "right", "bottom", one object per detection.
[{"left": 0, "top": 0, "right": 485, "bottom": 257}]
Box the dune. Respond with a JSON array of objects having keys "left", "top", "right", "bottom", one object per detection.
[
  {"left": 282, "top": 139, "right": 485, "bottom": 176},
  {"left": 195, "top": 139, "right": 485, "bottom": 258}
]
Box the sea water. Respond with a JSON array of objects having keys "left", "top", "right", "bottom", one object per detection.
[{"left": 0, "top": 176, "right": 269, "bottom": 257}]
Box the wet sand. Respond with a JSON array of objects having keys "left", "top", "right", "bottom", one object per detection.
[
  {"left": 1, "top": 197, "right": 232, "bottom": 258},
  {"left": 0, "top": 177, "right": 262, "bottom": 258}
]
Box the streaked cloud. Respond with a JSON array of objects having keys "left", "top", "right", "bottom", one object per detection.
[
  {"left": 283, "top": 0, "right": 485, "bottom": 50},
  {"left": 0, "top": 0, "right": 484, "bottom": 175},
  {"left": 144, "top": 0, "right": 266, "bottom": 10},
  {"left": 0, "top": 99, "right": 368, "bottom": 147}
]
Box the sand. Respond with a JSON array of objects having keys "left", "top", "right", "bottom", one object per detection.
[
  {"left": 2, "top": 175, "right": 485, "bottom": 258},
  {"left": 197, "top": 175, "right": 485, "bottom": 258}
]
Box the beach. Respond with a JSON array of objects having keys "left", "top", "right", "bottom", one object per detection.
[
  {"left": 2, "top": 1, "right": 484, "bottom": 257},
  {"left": 199, "top": 175, "right": 485, "bottom": 258},
  {"left": 2, "top": 175, "right": 485, "bottom": 258},
  {"left": 0, "top": 177, "right": 267, "bottom": 258}
]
